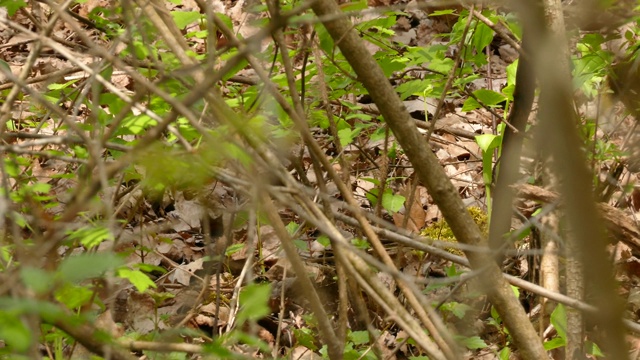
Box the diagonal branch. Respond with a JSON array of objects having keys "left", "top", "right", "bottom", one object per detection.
[{"left": 310, "top": 2, "right": 549, "bottom": 359}]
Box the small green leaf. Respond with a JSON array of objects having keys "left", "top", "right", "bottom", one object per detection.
[
  {"left": 55, "top": 283, "right": 94, "bottom": 309},
  {"left": 20, "top": 267, "right": 54, "bottom": 294},
  {"left": 316, "top": 235, "right": 331, "bottom": 248},
  {"left": 47, "top": 79, "right": 79, "bottom": 90},
  {"left": 349, "top": 330, "right": 369, "bottom": 345},
  {"left": 58, "top": 253, "right": 122, "bottom": 283},
  {"left": 237, "top": 283, "right": 271, "bottom": 323},
  {"left": 473, "top": 89, "right": 507, "bottom": 106},
  {"left": 0, "top": 313, "right": 31, "bottom": 352},
  {"left": 66, "top": 226, "right": 113, "bottom": 249},
  {"left": 543, "top": 337, "right": 566, "bottom": 350},
  {"left": 550, "top": 304, "right": 567, "bottom": 341},
  {"left": 351, "top": 238, "right": 370, "bottom": 250},
  {"left": 475, "top": 134, "right": 501, "bottom": 152},
  {"left": 117, "top": 268, "right": 157, "bottom": 293},
  {"left": 440, "top": 301, "right": 472, "bottom": 319},
  {"left": 381, "top": 192, "right": 405, "bottom": 214},
  {"left": 120, "top": 114, "right": 157, "bottom": 135},
  {"left": 461, "top": 97, "right": 482, "bottom": 112},
  {"left": 472, "top": 22, "right": 494, "bottom": 53},
  {"left": 429, "top": 9, "right": 456, "bottom": 16},
  {"left": 498, "top": 347, "right": 511, "bottom": 360},
  {"left": 338, "top": 127, "right": 360, "bottom": 146},
  {"left": 171, "top": 11, "right": 201, "bottom": 29},
  {"left": 285, "top": 221, "right": 299, "bottom": 235},
  {"left": 586, "top": 340, "right": 604, "bottom": 357},
  {"left": 0, "top": 0, "right": 27, "bottom": 16},
  {"left": 456, "top": 335, "right": 487, "bottom": 349},
  {"left": 506, "top": 59, "right": 518, "bottom": 86},
  {"left": 294, "top": 239, "right": 309, "bottom": 251},
  {"left": 293, "top": 328, "right": 318, "bottom": 351},
  {"left": 225, "top": 243, "right": 245, "bottom": 256}
]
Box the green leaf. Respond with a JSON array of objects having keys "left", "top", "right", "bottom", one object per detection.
[
  {"left": 510, "top": 285, "right": 520, "bottom": 298},
  {"left": 0, "top": 312, "right": 31, "bottom": 352},
  {"left": 66, "top": 226, "right": 113, "bottom": 249},
  {"left": 474, "top": 89, "right": 507, "bottom": 106},
  {"left": 119, "top": 114, "right": 158, "bottom": 135},
  {"left": 340, "top": 0, "right": 367, "bottom": 12},
  {"left": 294, "top": 239, "right": 309, "bottom": 251},
  {"left": 237, "top": 283, "right": 271, "bottom": 323},
  {"left": 20, "top": 267, "right": 54, "bottom": 294},
  {"left": 428, "top": 57, "right": 454, "bottom": 73},
  {"left": 117, "top": 268, "right": 157, "bottom": 293},
  {"left": 316, "top": 235, "right": 330, "bottom": 248},
  {"left": 396, "top": 80, "right": 433, "bottom": 100},
  {"left": 461, "top": 97, "right": 482, "bottom": 112},
  {"left": 440, "top": 301, "right": 472, "bottom": 319},
  {"left": 47, "top": 79, "right": 79, "bottom": 90},
  {"left": 550, "top": 304, "right": 567, "bottom": 341},
  {"left": 472, "top": 22, "right": 494, "bottom": 53},
  {"left": 543, "top": 337, "right": 566, "bottom": 350},
  {"left": 171, "top": 11, "right": 201, "bottom": 29},
  {"left": 456, "top": 335, "right": 487, "bottom": 349},
  {"left": 381, "top": 192, "right": 405, "bottom": 214},
  {"left": 475, "top": 134, "right": 501, "bottom": 152},
  {"left": 0, "top": 0, "right": 27, "bottom": 16},
  {"left": 506, "top": 59, "right": 518, "bottom": 86},
  {"left": 586, "top": 340, "right": 604, "bottom": 357},
  {"left": 285, "top": 221, "right": 299, "bottom": 235},
  {"left": 55, "top": 283, "right": 94, "bottom": 309},
  {"left": 136, "top": 263, "right": 166, "bottom": 274},
  {"left": 58, "top": 253, "right": 123, "bottom": 283},
  {"left": 225, "top": 243, "right": 245, "bottom": 256},
  {"left": 429, "top": 9, "right": 456, "bottom": 16},
  {"left": 349, "top": 330, "right": 369, "bottom": 345},
  {"left": 377, "top": 56, "right": 405, "bottom": 77},
  {"left": 498, "top": 347, "right": 511, "bottom": 360},
  {"left": 293, "top": 328, "right": 318, "bottom": 351},
  {"left": 338, "top": 127, "right": 360, "bottom": 146},
  {"left": 351, "top": 238, "right": 370, "bottom": 250}
]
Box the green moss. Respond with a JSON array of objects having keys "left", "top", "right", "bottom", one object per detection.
[{"left": 420, "top": 207, "right": 488, "bottom": 255}]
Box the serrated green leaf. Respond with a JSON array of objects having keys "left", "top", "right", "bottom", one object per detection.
[
  {"left": 457, "top": 335, "right": 487, "bottom": 349},
  {"left": 66, "top": 226, "right": 113, "bottom": 249}
]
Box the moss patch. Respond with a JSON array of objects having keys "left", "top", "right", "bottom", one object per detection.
[{"left": 420, "top": 207, "right": 489, "bottom": 255}]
